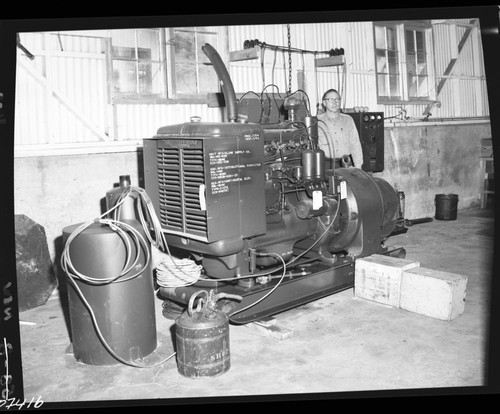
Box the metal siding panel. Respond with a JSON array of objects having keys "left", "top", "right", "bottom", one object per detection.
[
  {"left": 15, "top": 68, "right": 41, "bottom": 145},
  {"left": 482, "top": 81, "right": 490, "bottom": 117},
  {"left": 231, "top": 66, "right": 257, "bottom": 93},
  {"left": 349, "top": 72, "right": 378, "bottom": 111},
  {"left": 383, "top": 105, "right": 400, "bottom": 120},
  {"left": 51, "top": 57, "right": 75, "bottom": 142},
  {"left": 228, "top": 26, "right": 243, "bottom": 51},
  {"left": 348, "top": 22, "right": 374, "bottom": 72},
  {"left": 113, "top": 103, "right": 223, "bottom": 141},
  {"left": 20, "top": 32, "right": 44, "bottom": 52},
  {"left": 431, "top": 21, "right": 488, "bottom": 119},
  {"left": 90, "top": 57, "right": 106, "bottom": 138},
  {"left": 229, "top": 22, "right": 379, "bottom": 117},
  {"left": 16, "top": 34, "right": 109, "bottom": 146},
  {"left": 462, "top": 79, "right": 477, "bottom": 117},
  {"left": 433, "top": 24, "right": 450, "bottom": 75},
  {"left": 47, "top": 54, "right": 107, "bottom": 143},
  {"left": 455, "top": 28, "right": 475, "bottom": 77},
  {"left": 439, "top": 80, "right": 456, "bottom": 118},
  {"left": 15, "top": 23, "right": 491, "bottom": 151},
  {"left": 16, "top": 58, "right": 52, "bottom": 145}
]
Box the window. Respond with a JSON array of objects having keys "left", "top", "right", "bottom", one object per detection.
[
  {"left": 405, "top": 28, "right": 429, "bottom": 99},
  {"left": 375, "top": 25, "right": 401, "bottom": 100},
  {"left": 110, "top": 29, "right": 166, "bottom": 100},
  {"left": 109, "top": 26, "right": 223, "bottom": 103},
  {"left": 374, "top": 22, "right": 433, "bottom": 103},
  {"left": 168, "top": 27, "right": 220, "bottom": 98}
]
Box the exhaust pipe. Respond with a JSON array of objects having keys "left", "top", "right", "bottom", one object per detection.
[{"left": 202, "top": 43, "right": 238, "bottom": 123}]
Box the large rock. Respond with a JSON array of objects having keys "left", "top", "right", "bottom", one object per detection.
[{"left": 15, "top": 214, "right": 57, "bottom": 311}]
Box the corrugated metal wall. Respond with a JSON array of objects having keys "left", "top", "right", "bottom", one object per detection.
[
  {"left": 14, "top": 19, "right": 490, "bottom": 150},
  {"left": 114, "top": 104, "right": 223, "bottom": 139},
  {"left": 429, "top": 20, "right": 489, "bottom": 119},
  {"left": 227, "top": 22, "right": 380, "bottom": 114},
  {"left": 15, "top": 58, "right": 48, "bottom": 145},
  {"left": 16, "top": 32, "right": 109, "bottom": 145},
  {"left": 228, "top": 19, "right": 489, "bottom": 121}
]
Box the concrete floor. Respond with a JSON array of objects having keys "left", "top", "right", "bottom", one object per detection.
[{"left": 17, "top": 207, "right": 496, "bottom": 408}]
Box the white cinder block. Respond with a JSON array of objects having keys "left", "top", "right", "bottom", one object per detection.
[
  {"left": 354, "top": 254, "right": 420, "bottom": 307},
  {"left": 400, "top": 267, "right": 468, "bottom": 321}
]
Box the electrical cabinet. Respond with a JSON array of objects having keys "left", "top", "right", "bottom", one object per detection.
[{"left": 345, "top": 112, "right": 384, "bottom": 173}]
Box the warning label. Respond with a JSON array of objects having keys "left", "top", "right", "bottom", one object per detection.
[{"left": 208, "top": 150, "right": 259, "bottom": 195}]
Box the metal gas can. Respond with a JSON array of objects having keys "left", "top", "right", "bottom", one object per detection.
[{"left": 175, "top": 290, "right": 239, "bottom": 378}]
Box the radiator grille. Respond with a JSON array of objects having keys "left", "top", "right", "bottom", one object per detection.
[{"left": 157, "top": 145, "right": 207, "bottom": 236}]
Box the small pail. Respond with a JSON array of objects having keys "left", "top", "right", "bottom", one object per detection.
[{"left": 435, "top": 194, "right": 458, "bottom": 221}]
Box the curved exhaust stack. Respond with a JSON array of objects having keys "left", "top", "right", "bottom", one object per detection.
[{"left": 202, "top": 43, "right": 238, "bottom": 123}]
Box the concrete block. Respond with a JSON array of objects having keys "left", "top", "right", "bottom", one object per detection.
[
  {"left": 400, "top": 267, "right": 468, "bottom": 321},
  {"left": 354, "top": 254, "right": 420, "bottom": 307}
]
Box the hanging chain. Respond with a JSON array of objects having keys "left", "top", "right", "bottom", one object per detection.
[{"left": 287, "top": 24, "right": 292, "bottom": 94}]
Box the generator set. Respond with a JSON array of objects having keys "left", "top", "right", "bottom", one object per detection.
[{"left": 141, "top": 43, "right": 406, "bottom": 324}]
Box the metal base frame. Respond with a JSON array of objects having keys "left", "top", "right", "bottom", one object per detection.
[{"left": 158, "top": 247, "right": 406, "bottom": 325}]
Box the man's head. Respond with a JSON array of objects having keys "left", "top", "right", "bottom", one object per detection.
[{"left": 322, "top": 89, "right": 341, "bottom": 113}]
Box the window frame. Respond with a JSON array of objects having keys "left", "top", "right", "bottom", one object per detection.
[
  {"left": 373, "top": 21, "right": 436, "bottom": 105},
  {"left": 108, "top": 28, "right": 168, "bottom": 104},
  {"left": 166, "top": 26, "right": 223, "bottom": 103},
  {"left": 108, "top": 26, "right": 226, "bottom": 105}
]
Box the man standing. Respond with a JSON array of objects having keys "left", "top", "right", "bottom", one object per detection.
[{"left": 317, "top": 88, "right": 364, "bottom": 169}]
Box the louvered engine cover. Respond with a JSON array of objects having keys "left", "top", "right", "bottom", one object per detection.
[{"left": 143, "top": 121, "right": 266, "bottom": 243}]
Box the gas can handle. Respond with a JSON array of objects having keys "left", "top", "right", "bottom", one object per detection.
[
  {"left": 187, "top": 290, "right": 209, "bottom": 316},
  {"left": 212, "top": 292, "right": 243, "bottom": 302},
  {"left": 187, "top": 290, "right": 243, "bottom": 317},
  {"left": 205, "top": 290, "right": 243, "bottom": 315}
]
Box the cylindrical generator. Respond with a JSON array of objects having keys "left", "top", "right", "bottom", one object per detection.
[
  {"left": 62, "top": 219, "right": 157, "bottom": 366},
  {"left": 326, "top": 167, "right": 400, "bottom": 257}
]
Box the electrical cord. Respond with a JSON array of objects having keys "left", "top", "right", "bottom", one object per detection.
[
  {"left": 61, "top": 218, "right": 150, "bottom": 285},
  {"left": 113, "top": 186, "right": 203, "bottom": 288},
  {"left": 113, "top": 186, "right": 166, "bottom": 251},
  {"left": 61, "top": 182, "right": 340, "bottom": 364},
  {"left": 228, "top": 252, "right": 287, "bottom": 324},
  {"left": 156, "top": 255, "right": 202, "bottom": 288},
  {"left": 221, "top": 191, "right": 340, "bottom": 326},
  {"left": 286, "top": 89, "right": 311, "bottom": 116},
  {"left": 260, "top": 46, "right": 266, "bottom": 94},
  {"left": 261, "top": 84, "right": 283, "bottom": 123}
]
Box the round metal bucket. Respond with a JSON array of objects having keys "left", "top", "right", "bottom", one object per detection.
[{"left": 435, "top": 193, "right": 458, "bottom": 221}]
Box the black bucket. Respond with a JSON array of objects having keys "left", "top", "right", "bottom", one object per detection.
[{"left": 435, "top": 193, "right": 458, "bottom": 221}]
